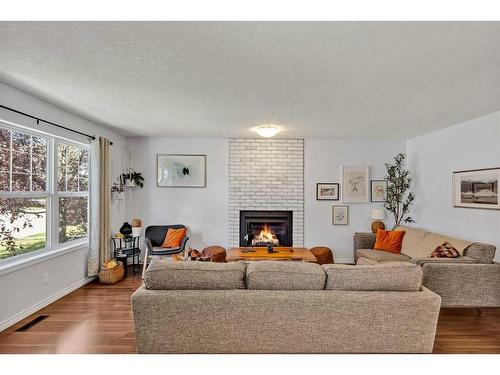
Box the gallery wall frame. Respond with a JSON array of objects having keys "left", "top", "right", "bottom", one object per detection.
[
  {"left": 332, "top": 205, "right": 349, "bottom": 225},
  {"left": 453, "top": 167, "right": 500, "bottom": 210},
  {"left": 370, "top": 180, "right": 388, "bottom": 202},
  {"left": 342, "top": 165, "right": 370, "bottom": 203},
  {"left": 316, "top": 183, "right": 340, "bottom": 200},
  {"left": 157, "top": 154, "right": 207, "bottom": 188}
]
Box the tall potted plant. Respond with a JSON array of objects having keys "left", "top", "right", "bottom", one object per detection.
[{"left": 384, "top": 153, "right": 415, "bottom": 228}]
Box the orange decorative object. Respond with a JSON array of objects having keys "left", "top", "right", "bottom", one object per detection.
[
  {"left": 371, "top": 220, "right": 385, "bottom": 233},
  {"left": 309, "top": 246, "right": 334, "bottom": 265},
  {"left": 105, "top": 260, "right": 118, "bottom": 269},
  {"left": 161, "top": 228, "right": 187, "bottom": 248},
  {"left": 374, "top": 229, "right": 406, "bottom": 254}
]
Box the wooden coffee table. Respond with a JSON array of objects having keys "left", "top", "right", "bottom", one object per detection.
[{"left": 226, "top": 247, "right": 317, "bottom": 263}]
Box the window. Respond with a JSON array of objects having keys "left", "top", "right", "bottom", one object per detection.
[
  {"left": 0, "top": 124, "right": 89, "bottom": 262},
  {"left": 57, "top": 143, "right": 89, "bottom": 244}
]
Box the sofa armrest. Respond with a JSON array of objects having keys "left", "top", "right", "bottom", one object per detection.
[
  {"left": 353, "top": 233, "right": 376, "bottom": 261},
  {"left": 463, "top": 243, "right": 496, "bottom": 264},
  {"left": 422, "top": 262, "right": 500, "bottom": 307},
  {"left": 179, "top": 236, "right": 189, "bottom": 254}
]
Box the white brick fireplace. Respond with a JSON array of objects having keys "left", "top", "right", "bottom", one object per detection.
[{"left": 228, "top": 138, "right": 304, "bottom": 247}]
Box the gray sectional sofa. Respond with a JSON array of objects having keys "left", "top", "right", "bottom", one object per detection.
[
  {"left": 132, "top": 260, "right": 441, "bottom": 354},
  {"left": 354, "top": 226, "right": 500, "bottom": 308}
]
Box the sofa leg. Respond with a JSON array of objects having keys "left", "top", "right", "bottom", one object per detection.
[{"left": 476, "top": 308, "right": 483, "bottom": 316}]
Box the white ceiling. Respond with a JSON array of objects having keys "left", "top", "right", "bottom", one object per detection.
[{"left": 1, "top": 22, "right": 500, "bottom": 139}]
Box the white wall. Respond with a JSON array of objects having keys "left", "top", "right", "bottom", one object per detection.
[
  {"left": 0, "top": 82, "right": 126, "bottom": 330},
  {"left": 407, "top": 111, "right": 500, "bottom": 261},
  {"left": 125, "top": 137, "right": 229, "bottom": 252},
  {"left": 127, "top": 136, "right": 403, "bottom": 262},
  {"left": 304, "top": 139, "right": 405, "bottom": 263}
]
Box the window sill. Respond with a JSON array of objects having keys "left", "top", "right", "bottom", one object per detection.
[{"left": 0, "top": 241, "right": 89, "bottom": 277}]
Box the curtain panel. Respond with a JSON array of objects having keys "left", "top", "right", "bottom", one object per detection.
[{"left": 87, "top": 137, "right": 111, "bottom": 276}]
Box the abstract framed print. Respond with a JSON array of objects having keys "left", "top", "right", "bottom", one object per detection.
[
  {"left": 157, "top": 154, "right": 206, "bottom": 187},
  {"left": 316, "top": 183, "right": 340, "bottom": 200},
  {"left": 332, "top": 205, "right": 349, "bottom": 225},
  {"left": 453, "top": 167, "right": 499, "bottom": 210},
  {"left": 370, "top": 180, "right": 388, "bottom": 202},
  {"left": 342, "top": 165, "right": 369, "bottom": 203}
]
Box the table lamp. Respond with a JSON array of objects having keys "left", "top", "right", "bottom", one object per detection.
[{"left": 370, "top": 209, "right": 386, "bottom": 233}]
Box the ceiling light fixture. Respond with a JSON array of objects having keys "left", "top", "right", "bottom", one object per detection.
[{"left": 255, "top": 124, "right": 281, "bottom": 138}]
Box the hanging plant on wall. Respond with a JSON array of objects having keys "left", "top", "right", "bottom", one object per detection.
[
  {"left": 384, "top": 153, "right": 415, "bottom": 228},
  {"left": 122, "top": 171, "right": 145, "bottom": 188}
]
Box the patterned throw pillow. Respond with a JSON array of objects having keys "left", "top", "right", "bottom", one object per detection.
[{"left": 431, "top": 241, "right": 459, "bottom": 258}]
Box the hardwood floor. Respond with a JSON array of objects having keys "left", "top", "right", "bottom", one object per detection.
[{"left": 0, "top": 268, "right": 499, "bottom": 354}]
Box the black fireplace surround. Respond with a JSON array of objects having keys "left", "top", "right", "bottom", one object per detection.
[{"left": 239, "top": 210, "right": 293, "bottom": 247}]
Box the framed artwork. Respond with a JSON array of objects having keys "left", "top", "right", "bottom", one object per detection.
[
  {"left": 370, "top": 180, "right": 388, "bottom": 202},
  {"left": 157, "top": 154, "right": 207, "bottom": 187},
  {"left": 342, "top": 165, "right": 370, "bottom": 203},
  {"left": 332, "top": 205, "right": 349, "bottom": 225},
  {"left": 453, "top": 167, "right": 499, "bottom": 210},
  {"left": 316, "top": 183, "right": 340, "bottom": 200}
]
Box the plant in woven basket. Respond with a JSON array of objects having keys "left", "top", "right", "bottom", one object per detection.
[{"left": 384, "top": 153, "right": 415, "bottom": 228}]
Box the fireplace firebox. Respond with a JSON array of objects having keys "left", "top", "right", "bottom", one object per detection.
[{"left": 239, "top": 210, "right": 293, "bottom": 247}]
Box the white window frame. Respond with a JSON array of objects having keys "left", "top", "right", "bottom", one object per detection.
[
  {"left": 0, "top": 120, "right": 90, "bottom": 265},
  {"left": 54, "top": 138, "right": 90, "bottom": 246}
]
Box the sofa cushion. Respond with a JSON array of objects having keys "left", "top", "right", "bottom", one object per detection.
[
  {"left": 323, "top": 263, "right": 422, "bottom": 291},
  {"left": 144, "top": 259, "right": 246, "bottom": 290},
  {"left": 356, "top": 257, "right": 379, "bottom": 265},
  {"left": 394, "top": 226, "right": 429, "bottom": 258},
  {"left": 410, "top": 256, "right": 477, "bottom": 266},
  {"left": 355, "top": 249, "right": 411, "bottom": 263},
  {"left": 423, "top": 232, "right": 472, "bottom": 257},
  {"left": 395, "top": 226, "right": 474, "bottom": 258},
  {"left": 246, "top": 261, "right": 326, "bottom": 290}
]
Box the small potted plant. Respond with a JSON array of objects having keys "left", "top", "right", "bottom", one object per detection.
[{"left": 122, "top": 171, "right": 144, "bottom": 188}]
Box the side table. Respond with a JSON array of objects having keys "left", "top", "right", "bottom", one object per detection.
[{"left": 111, "top": 235, "right": 142, "bottom": 275}]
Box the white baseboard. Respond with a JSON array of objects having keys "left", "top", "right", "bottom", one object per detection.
[{"left": 0, "top": 276, "right": 96, "bottom": 332}]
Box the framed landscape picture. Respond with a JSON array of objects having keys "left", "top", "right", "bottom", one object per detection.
[
  {"left": 157, "top": 154, "right": 206, "bottom": 187},
  {"left": 342, "top": 165, "right": 369, "bottom": 203},
  {"left": 371, "top": 180, "right": 388, "bottom": 202},
  {"left": 453, "top": 167, "right": 499, "bottom": 210},
  {"left": 316, "top": 183, "right": 340, "bottom": 200},
  {"left": 332, "top": 205, "right": 349, "bottom": 225}
]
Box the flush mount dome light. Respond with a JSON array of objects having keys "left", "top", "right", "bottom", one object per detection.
[{"left": 255, "top": 124, "right": 281, "bottom": 138}]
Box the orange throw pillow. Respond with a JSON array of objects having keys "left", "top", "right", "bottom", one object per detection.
[
  {"left": 374, "top": 229, "right": 406, "bottom": 254},
  {"left": 161, "top": 228, "right": 187, "bottom": 248}
]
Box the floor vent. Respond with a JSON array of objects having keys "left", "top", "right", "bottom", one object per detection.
[{"left": 15, "top": 315, "right": 49, "bottom": 332}]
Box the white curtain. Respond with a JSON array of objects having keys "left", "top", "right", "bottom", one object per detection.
[{"left": 87, "top": 137, "right": 111, "bottom": 276}]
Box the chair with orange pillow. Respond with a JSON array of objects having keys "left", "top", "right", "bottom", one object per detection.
[{"left": 142, "top": 225, "right": 189, "bottom": 278}]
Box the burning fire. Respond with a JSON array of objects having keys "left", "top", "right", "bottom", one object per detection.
[{"left": 252, "top": 225, "right": 279, "bottom": 246}]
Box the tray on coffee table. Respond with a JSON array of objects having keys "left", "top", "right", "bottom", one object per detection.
[{"left": 226, "top": 247, "right": 317, "bottom": 262}]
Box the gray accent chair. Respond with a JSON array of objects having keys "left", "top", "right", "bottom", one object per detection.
[{"left": 142, "top": 225, "right": 189, "bottom": 278}]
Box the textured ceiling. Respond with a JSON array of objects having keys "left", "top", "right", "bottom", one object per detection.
[{"left": 1, "top": 22, "right": 500, "bottom": 139}]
